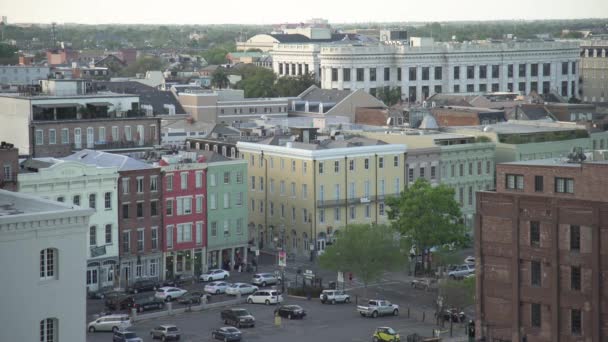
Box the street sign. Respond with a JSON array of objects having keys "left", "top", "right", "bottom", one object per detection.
[
  {"left": 255, "top": 249, "right": 260, "bottom": 256},
  {"left": 278, "top": 250, "right": 287, "bottom": 267},
  {"left": 337, "top": 271, "right": 344, "bottom": 283},
  {"left": 304, "top": 269, "right": 314, "bottom": 279}
]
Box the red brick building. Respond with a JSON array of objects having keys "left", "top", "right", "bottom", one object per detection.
[
  {"left": 0, "top": 142, "right": 18, "bottom": 191},
  {"left": 475, "top": 155, "right": 608, "bottom": 341},
  {"left": 160, "top": 155, "right": 207, "bottom": 279}
]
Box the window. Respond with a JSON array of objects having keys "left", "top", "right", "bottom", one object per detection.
[
  {"left": 364, "top": 181, "right": 370, "bottom": 197},
  {"left": 166, "top": 174, "right": 173, "bottom": 192},
  {"left": 420, "top": 167, "right": 425, "bottom": 179},
  {"left": 543, "top": 63, "right": 551, "bottom": 76},
  {"left": 453, "top": 85, "right": 460, "bottom": 93},
  {"left": 519, "top": 64, "right": 526, "bottom": 77},
  {"left": 150, "top": 200, "right": 158, "bottom": 216},
  {"left": 223, "top": 193, "right": 230, "bottom": 208},
  {"left": 378, "top": 157, "right": 384, "bottom": 168},
  {"left": 122, "top": 204, "right": 129, "bottom": 219},
  {"left": 149, "top": 227, "right": 158, "bottom": 249},
  {"left": 571, "top": 309, "right": 582, "bottom": 335},
  {"left": 135, "top": 177, "right": 144, "bottom": 193},
  {"left": 468, "top": 186, "right": 473, "bottom": 205},
  {"left": 348, "top": 182, "right": 355, "bottom": 199},
  {"left": 379, "top": 203, "right": 385, "bottom": 216},
  {"left": 303, "top": 208, "right": 309, "bottom": 223},
  {"left": 384, "top": 67, "right": 390, "bottom": 81},
  {"left": 319, "top": 209, "right": 325, "bottom": 223},
  {"left": 506, "top": 174, "right": 524, "bottom": 190},
  {"left": 210, "top": 173, "right": 217, "bottom": 187},
  {"left": 531, "top": 260, "right": 541, "bottom": 286},
  {"left": 137, "top": 229, "right": 144, "bottom": 251},
  {"left": 479, "top": 65, "right": 487, "bottom": 79},
  {"left": 291, "top": 160, "right": 296, "bottom": 172},
  {"left": 40, "top": 318, "right": 57, "bottom": 342},
  {"left": 236, "top": 171, "right": 243, "bottom": 184},
  {"left": 236, "top": 218, "right": 243, "bottom": 235},
  {"left": 196, "top": 196, "right": 203, "bottom": 213},
  {"left": 251, "top": 176, "right": 255, "bottom": 190},
  {"left": 365, "top": 204, "right": 371, "bottom": 218},
  {"left": 35, "top": 130, "right": 43, "bottom": 145},
  {"left": 364, "top": 159, "right": 369, "bottom": 169},
  {"left": 349, "top": 159, "right": 355, "bottom": 171},
  {"left": 434, "top": 66, "right": 442, "bottom": 80},
  {"left": 105, "top": 224, "right": 112, "bottom": 244},
  {"left": 370, "top": 68, "right": 376, "bottom": 81},
  {"left": 459, "top": 188, "right": 464, "bottom": 205},
  {"left": 431, "top": 166, "right": 436, "bottom": 180},
  {"left": 48, "top": 129, "right": 56, "bottom": 144},
  {"left": 508, "top": 64, "right": 514, "bottom": 78},
  {"left": 570, "top": 225, "right": 580, "bottom": 251},
  {"left": 534, "top": 175, "right": 544, "bottom": 192},
  {"left": 467, "top": 66, "right": 475, "bottom": 79},
  {"left": 39, "top": 248, "right": 56, "bottom": 279},
  {"left": 380, "top": 179, "right": 385, "bottom": 196},
  {"left": 137, "top": 202, "right": 143, "bottom": 217},
  {"left": 531, "top": 303, "right": 541, "bottom": 328},
  {"left": 280, "top": 181, "right": 285, "bottom": 196},
  {"left": 343, "top": 68, "right": 351, "bottom": 81},
  {"left": 202, "top": 221, "right": 214, "bottom": 239},
  {"left": 421, "top": 67, "right": 429, "bottom": 80},
  {"left": 180, "top": 173, "right": 188, "bottom": 190},
  {"left": 571, "top": 266, "right": 581, "bottom": 291},
  {"left": 356, "top": 68, "right": 364, "bottom": 81},
  {"left": 166, "top": 199, "right": 173, "bottom": 216},
  {"left": 281, "top": 204, "right": 285, "bottom": 218},
  {"left": 530, "top": 221, "right": 540, "bottom": 247},
  {"left": 195, "top": 171, "right": 203, "bottom": 188},
  {"left": 89, "top": 226, "right": 97, "bottom": 246},
  {"left": 303, "top": 162, "right": 307, "bottom": 174},
  {"left": 393, "top": 156, "right": 399, "bottom": 167},
  {"left": 318, "top": 162, "right": 324, "bottom": 174},
  {"left": 453, "top": 66, "right": 460, "bottom": 79},
  {"left": 61, "top": 128, "right": 69, "bottom": 144},
  {"left": 270, "top": 202, "right": 274, "bottom": 216},
  {"left": 349, "top": 206, "right": 356, "bottom": 219},
  {"left": 166, "top": 225, "right": 174, "bottom": 248},
  {"left": 492, "top": 65, "right": 499, "bottom": 78},
  {"left": 302, "top": 184, "right": 308, "bottom": 199},
  {"left": 104, "top": 192, "right": 112, "bottom": 209},
  {"left": 334, "top": 207, "right": 341, "bottom": 221},
  {"left": 292, "top": 207, "right": 296, "bottom": 222},
  {"left": 177, "top": 223, "right": 192, "bottom": 243},
  {"left": 291, "top": 182, "right": 296, "bottom": 197},
  {"left": 122, "top": 231, "right": 130, "bottom": 252},
  {"left": 224, "top": 220, "right": 230, "bottom": 236},
  {"left": 486, "top": 160, "right": 491, "bottom": 174},
  {"left": 56, "top": 196, "right": 64, "bottom": 203},
  {"left": 236, "top": 192, "right": 243, "bottom": 206},
  {"left": 451, "top": 164, "right": 455, "bottom": 177},
  {"left": 260, "top": 177, "right": 264, "bottom": 191},
  {"left": 89, "top": 194, "right": 96, "bottom": 209},
  {"left": 334, "top": 161, "right": 340, "bottom": 173},
  {"left": 409, "top": 67, "right": 417, "bottom": 81},
  {"left": 408, "top": 168, "right": 414, "bottom": 182},
  {"left": 334, "top": 184, "right": 340, "bottom": 201},
  {"left": 555, "top": 177, "right": 574, "bottom": 193},
  {"left": 397, "top": 67, "right": 402, "bottom": 81},
  {"left": 531, "top": 63, "right": 539, "bottom": 77},
  {"left": 331, "top": 68, "right": 338, "bottom": 81}
]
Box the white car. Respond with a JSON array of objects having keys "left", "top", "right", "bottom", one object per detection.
[
  {"left": 87, "top": 314, "right": 131, "bottom": 333},
  {"left": 247, "top": 290, "right": 283, "bottom": 305},
  {"left": 448, "top": 264, "right": 475, "bottom": 279},
  {"left": 251, "top": 273, "right": 278, "bottom": 287},
  {"left": 200, "top": 269, "right": 230, "bottom": 282},
  {"left": 204, "top": 281, "right": 230, "bottom": 295},
  {"left": 226, "top": 283, "right": 259, "bottom": 296},
  {"left": 154, "top": 287, "right": 187, "bottom": 301},
  {"left": 464, "top": 256, "right": 476, "bottom": 264}
]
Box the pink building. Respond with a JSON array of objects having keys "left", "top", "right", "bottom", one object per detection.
[{"left": 160, "top": 155, "right": 207, "bottom": 279}]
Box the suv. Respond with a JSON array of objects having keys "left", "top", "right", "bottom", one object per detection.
[
  {"left": 247, "top": 290, "right": 283, "bottom": 305},
  {"left": 105, "top": 294, "right": 135, "bottom": 311},
  {"left": 132, "top": 295, "right": 165, "bottom": 313},
  {"left": 150, "top": 325, "right": 181, "bottom": 341},
  {"left": 163, "top": 274, "right": 195, "bottom": 287},
  {"left": 113, "top": 331, "right": 143, "bottom": 342},
  {"left": 448, "top": 264, "right": 475, "bottom": 279},
  {"left": 251, "top": 273, "right": 278, "bottom": 287},
  {"left": 128, "top": 279, "right": 160, "bottom": 294},
  {"left": 88, "top": 314, "right": 131, "bottom": 333},
  {"left": 320, "top": 290, "right": 350, "bottom": 304},
  {"left": 221, "top": 308, "right": 256, "bottom": 328}
]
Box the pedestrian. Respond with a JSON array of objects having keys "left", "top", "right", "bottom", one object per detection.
[{"left": 238, "top": 263, "right": 243, "bottom": 273}]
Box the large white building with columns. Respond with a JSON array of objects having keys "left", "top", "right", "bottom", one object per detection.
[{"left": 271, "top": 40, "right": 581, "bottom": 102}]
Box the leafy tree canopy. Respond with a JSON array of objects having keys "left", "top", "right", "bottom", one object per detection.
[
  {"left": 0, "top": 43, "right": 18, "bottom": 65},
  {"left": 119, "top": 56, "right": 165, "bottom": 76}
]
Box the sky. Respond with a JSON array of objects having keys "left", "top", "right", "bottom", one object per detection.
[{"left": 1, "top": 0, "right": 607, "bottom": 25}]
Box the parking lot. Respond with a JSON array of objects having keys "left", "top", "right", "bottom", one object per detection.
[{"left": 87, "top": 297, "right": 446, "bottom": 342}]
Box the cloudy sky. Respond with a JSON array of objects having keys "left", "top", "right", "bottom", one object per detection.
[{"left": 1, "top": 0, "right": 607, "bottom": 24}]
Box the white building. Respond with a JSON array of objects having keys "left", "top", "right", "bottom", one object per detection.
[
  {"left": 0, "top": 189, "right": 94, "bottom": 342},
  {"left": 0, "top": 65, "right": 51, "bottom": 85},
  {"left": 18, "top": 158, "right": 119, "bottom": 292},
  {"left": 271, "top": 40, "right": 581, "bottom": 102}
]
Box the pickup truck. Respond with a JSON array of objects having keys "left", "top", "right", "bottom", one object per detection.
[{"left": 357, "top": 300, "right": 399, "bottom": 318}]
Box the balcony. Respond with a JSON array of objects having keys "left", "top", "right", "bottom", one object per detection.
[
  {"left": 316, "top": 194, "right": 398, "bottom": 208},
  {"left": 72, "top": 141, "right": 155, "bottom": 151}
]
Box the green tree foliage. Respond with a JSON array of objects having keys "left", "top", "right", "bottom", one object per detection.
[
  {"left": 439, "top": 277, "right": 475, "bottom": 309},
  {"left": 211, "top": 68, "right": 230, "bottom": 89},
  {"left": 0, "top": 43, "right": 18, "bottom": 65},
  {"left": 235, "top": 66, "right": 276, "bottom": 98},
  {"left": 386, "top": 179, "right": 467, "bottom": 273},
  {"left": 202, "top": 47, "right": 230, "bottom": 65},
  {"left": 318, "top": 224, "right": 406, "bottom": 289},
  {"left": 119, "top": 56, "right": 165, "bottom": 76},
  {"left": 273, "top": 73, "right": 318, "bottom": 97},
  {"left": 376, "top": 87, "right": 402, "bottom": 106}
]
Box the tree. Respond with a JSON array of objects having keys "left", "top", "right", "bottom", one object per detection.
[
  {"left": 235, "top": 67, "right": 276, "bottom": 98},
  {"left": 202, "top": 47, "right": 230, "bottom": 65},
  {"left": 211, "top": 68, "right": 229, "bottom": 89},
  {"left": 439, "top": 277, "right": 475, "bottom": 310},
  {"left": 386, "top": 179, "right": 467, "bottom": 274},
  {"left": 0, "top": 43, "right": 18, "bottom": 65},
  {"left": 376, "top": 87, "right": 402, "bottom": 106},
  {"left": 318, "top": 224, "right": 406, "bottom": 293},
  {"left": 119, "top": 56, "right": 165, "bottom": 77},
  {"left": 273, "top": 73, "right": 318, "bottom": 97}
]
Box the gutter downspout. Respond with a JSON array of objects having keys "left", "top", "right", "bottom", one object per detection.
[
  {"left": 375, "top": 154, "right": 378, "bottom": 226},
  {"left": 344, "top": 156, "right": 348, "bottom": 228}
]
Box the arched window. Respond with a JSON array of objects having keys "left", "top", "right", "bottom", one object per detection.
[
  {"left": 40, "top": 248, "right": 57, "bottom": 280},
  {"left": 40, "top": 318, "right": 57, "bottom": 342}
]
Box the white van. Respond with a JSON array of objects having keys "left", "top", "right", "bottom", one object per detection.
[
  {"left": 247, "top": 290, "right": 283, "bottom": 305},
  {"left": 87, "top": 314, "right": 131, "bottom": 333}
]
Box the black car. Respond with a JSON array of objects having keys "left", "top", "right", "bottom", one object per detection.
[
  {"left": 88, "top": 287, "right": 120, "bottom": 300},
  {"left": 163, "top": 274, "right": 195, "bottom": 287},
  {"left": 105, "top": 294, "right": 135, "bottom": 311},
  {"left": 274, "top": 305, "right": 306, "bottom": 319},
  {"left": 211, "top": 327, "right": 241, "bottom": 341},
  {"left": 220, "top": 308, "right": 255, "bottom": 328},
  {"left": 177, "top": 291, "right": 206, "bottom": 305},
  {"left": 128, "top": 279, "right": 160, "bottom": 294},
  {"left": 113, "top": 331, "right": 142, "bottom": 342},
  {"left": 132, "top": 295, "right": 165, "bottom": 313}
]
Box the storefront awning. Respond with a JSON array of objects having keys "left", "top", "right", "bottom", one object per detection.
[{"left": 33, "top": 103, "right": 80, "bottom": 109}]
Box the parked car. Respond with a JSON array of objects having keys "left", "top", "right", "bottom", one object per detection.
[
  {"left": 225, "top": 283, "right": 258, "bottom": 296},
  {"left": 448, "top": 264, "right": 475, "bottom": 279},
  {"left": 128, "top": 279, "right": 160, "bottom": 294},
  {"left": 87, "top": 314, "right": 131, "bottom": 333},
  {"left": 88, "top": 286, "right": 117, "bottom": 299},
  {"left": 211, "top": 327, "right": 242, "bottom": 341},
  {"left": 436, "top": 308, "right": 466, "bottom": 323},
  {"left": 200, "top": 269, "right": 230, "bottom": 282},
  {"left": 163, "top": 274, "right": 195, "bottom": 287},
  {"left": 177, "top": 291, "right": 206, "bottom": 305},
  {"left": 357, "top": 300, "right": 399, "bottom": 318},
  {"left": 410, "top": 278, "right": 437, "bottom": 291},
  {"left": 274, "top": 305, "right": 306, "bottom": 319},
  {"left": 320, "top": 290, "right": 350, "bottom": 304},
  {"left": 154, "top": 287, "right": 188, "bottom": 302},
  {"left": 150, "top": 324, "right": 180, "bottom": 341},
  {"left": 113, "top": 331, "right": 143, "bottom": 342},
  {"left": 464, "top": 256, "right": 476, "bottom": 264},
  {"left": 372, "top": 326, "right": 400, "bottom": 342},
  {"left": 105, "top": 294, "right": 135, "bottom": 311},
  {"left": 251, "top": 273, "right": 278, "bottom": 287},
  {"left": 132, "top": 295, "right": 165, "bottom": 313},
  {"left": 204, "top": 281, "right": 230, "bottom": 295},
  {"left": 247, "top": 290, "right": 283, "bottom": 305},
  {"left": 220, "top": 308, "right": 256, "bottom": 328}
]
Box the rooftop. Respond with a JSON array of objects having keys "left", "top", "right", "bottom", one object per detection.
[
  {"left": 63, "top": 150, "right": 155, "bottom": 171},
  {"left": 451, "top": 121, "right": 583, "bottom": 134},
  {"left": 0, "top": 189, "right": 92, "bottom": 219}
]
